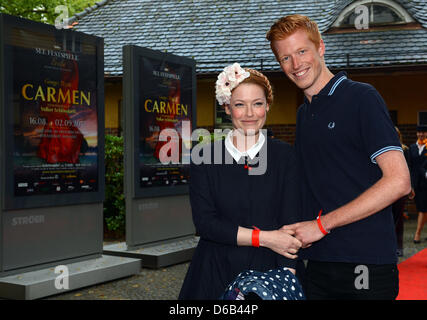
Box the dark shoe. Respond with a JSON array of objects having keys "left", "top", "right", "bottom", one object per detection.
[{"left": 413, "top": 239, "right": 421, "bottom": 244}]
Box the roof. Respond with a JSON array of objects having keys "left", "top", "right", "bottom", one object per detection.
[{"left": 71, "top": 0, "right": 427, "bottom": 76}]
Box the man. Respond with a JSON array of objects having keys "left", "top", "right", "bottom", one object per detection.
[
  {"left": 407, "top": 126, "right": 427, "bottom": 244},
  {"left": 266, "top": 15, "right": 411, "bottom": 299}
]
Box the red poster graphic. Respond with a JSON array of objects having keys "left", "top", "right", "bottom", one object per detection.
[{"left": 37, "top": 59, "right": 85, "bottom": 164}]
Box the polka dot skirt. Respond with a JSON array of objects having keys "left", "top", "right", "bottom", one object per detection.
[{"left": 221, "top": 267, "right": 305, "bottom": 300}]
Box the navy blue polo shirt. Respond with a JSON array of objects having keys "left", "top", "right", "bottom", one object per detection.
[{"left": 296, "top": 71, "right": 402, "bottom": 264}]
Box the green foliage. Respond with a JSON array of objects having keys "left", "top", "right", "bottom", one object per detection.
[
  {"left": 104, "top": 134, "right": 125, "bottom": 234},
  {"left": 197, "top": 131, "right": 227, "bottom": 145},
  {"left": 0, "top": 0, "right": 97, "bottom": 24}
]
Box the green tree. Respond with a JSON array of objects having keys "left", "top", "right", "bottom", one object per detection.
[
  {"left": 104, "top": 135, "right": 125, "bottom": 236},
  {"left": 0, "top": 0, "right": 97, "bottom": 24}
]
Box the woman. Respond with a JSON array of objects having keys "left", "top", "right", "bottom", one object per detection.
[
  {"left": 407, "top": 126, "right": 427, "bottom": 243},
  {"left": 179, "top": 63, "right": 303, "bottom": 299}
]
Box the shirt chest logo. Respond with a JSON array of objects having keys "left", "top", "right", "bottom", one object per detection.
[{"left": 328, "top": 121, "right": 336, "bottom": 129}]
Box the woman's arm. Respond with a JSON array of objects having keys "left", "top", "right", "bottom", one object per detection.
[
  {"left": 237, "top": 226, "right": 299, "bottom": 274},
  {"left": 237, "top": 226, "right": 301, "bottom": 260},
  {"left": 192, "top": 143, "right": 302, "bottom": 271},
  {"left": 237, "top": 146, "right": 302, "bottom": 263}
]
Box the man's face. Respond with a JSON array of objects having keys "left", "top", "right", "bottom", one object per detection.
[{"left": 271, "top": 29, "right": 325, "bottom": 95}]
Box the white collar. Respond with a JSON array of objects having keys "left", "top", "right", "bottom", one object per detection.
[
  {"left": 416, "top": 141, "right": 425, "bottom": 155},
  {"left": 225, "top": 130, "right": 266, "bottom": 162}
]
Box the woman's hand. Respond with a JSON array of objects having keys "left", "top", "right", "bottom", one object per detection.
[{"left": 259, "top": 229, "right": 302, "bottom": 259}]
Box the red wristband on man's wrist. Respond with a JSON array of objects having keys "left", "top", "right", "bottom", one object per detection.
[
  {"left": 316, "top": 210, "right": 330, "bottom": 236},
  {"left": 252, "top": 226, "right": 260, "bottom": 247}
]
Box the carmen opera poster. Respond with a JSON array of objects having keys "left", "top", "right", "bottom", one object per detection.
[
  {"left": 139, "top": 56, "right": 192, "bottom": 189},
  {"left": 11, "top": 29, "right": 99, "bottom": 197}
]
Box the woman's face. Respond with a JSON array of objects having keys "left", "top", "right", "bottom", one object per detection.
[
  {"left": 225, "top": 82, "right": 269, "bottom": 136},
  {"left": 417, "top": 131, "right": 427, "bottom": 141}
]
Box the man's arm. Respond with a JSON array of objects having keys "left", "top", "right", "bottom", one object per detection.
[{"left": 282, "top": 150, "right": 411, "bottom": 247}]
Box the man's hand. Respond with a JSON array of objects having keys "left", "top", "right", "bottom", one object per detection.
[
  {"left": 259, "top": 229, "right": 302, "bottom": 259},
  {"left": 281, "top": 220, "right": 325, "bottom": 248}
]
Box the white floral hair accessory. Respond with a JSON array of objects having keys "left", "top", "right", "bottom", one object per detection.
[{"left": 215, "top": 63, "right": 250, "bottom": 105}]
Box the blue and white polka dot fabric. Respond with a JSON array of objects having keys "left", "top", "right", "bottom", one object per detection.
[{"left": 222, "top": 267, "right": 305, "bottom": 300}]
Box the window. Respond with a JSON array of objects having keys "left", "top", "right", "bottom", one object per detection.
[
  {"left": 118, "top": 99, "right": 123, "bottom": 136},
  {"left": 333, "top": 0, "right": 414, "bottom": 28},
  {"left": 418, "top": 111, "right": 427, "bottom": 127},
  {"left": 215, "top": 100, "right": 232, "bottom": 129},
  {"left": 341, "top": 4, "right": 405, "bottom": 27},
  {"left": 389, "top": 110, "right": 398, "bottom": 126}
]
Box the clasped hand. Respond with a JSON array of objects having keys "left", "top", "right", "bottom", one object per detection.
[
  {"left": 281, "top": 220, "right": 326, "bottom": 249},
  {"left": 261, "top": 229, "right": 302, "bottom": 260},
  {"left": 264, "top": 219, "right": 326, "bottom": 259}
]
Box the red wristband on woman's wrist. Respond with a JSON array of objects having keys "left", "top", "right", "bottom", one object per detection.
[
  {"left": 316, "top": 210, "right": 330, "bottom": 236},
  {"left": 252, "top": 226, "right": 260, "bottom": 247}
]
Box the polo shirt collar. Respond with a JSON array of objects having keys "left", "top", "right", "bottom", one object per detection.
[
  {"left": 321, "top": 71, "right": 348, "bottom": 96},
  {"left": 304, "top": 71, "right": 348, "bottom": 104},
  {"left": 225, "top": 130, "right": 266, "bottom": 162}
]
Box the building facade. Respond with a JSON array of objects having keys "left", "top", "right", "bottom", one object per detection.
[{"left": 70, "top": 0, "right": 427, "bottom": 147}]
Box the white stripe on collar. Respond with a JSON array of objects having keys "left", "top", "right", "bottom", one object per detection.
[
  {"left": 225, "top": 130, "right": 266, "bottom": 163},
  {"left": 328, "top": 75, "right": 347, "bottom": 96}
]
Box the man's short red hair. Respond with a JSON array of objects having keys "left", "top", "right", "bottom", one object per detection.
[{"left": 266, "top": 14, "right": 322, "bottom": 49}]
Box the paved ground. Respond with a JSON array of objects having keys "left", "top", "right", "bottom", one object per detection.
[{"left": 47, "top": 215, "right": 426, "bottom": 300}]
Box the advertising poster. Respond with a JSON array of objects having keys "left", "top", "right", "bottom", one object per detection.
[
  {"left": 11, "top": 28, "right": 99, "bottom": 197},
  {"left": 139, "top": 56, "right": 192, "bottom": 189}
]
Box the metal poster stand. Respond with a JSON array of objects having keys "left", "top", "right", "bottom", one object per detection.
[
  {"left": 0, "top": 14, "right": 140, "bottom": 299},
  {"left": 103, "top": 45, "right": 198, "bottom": 268}
]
